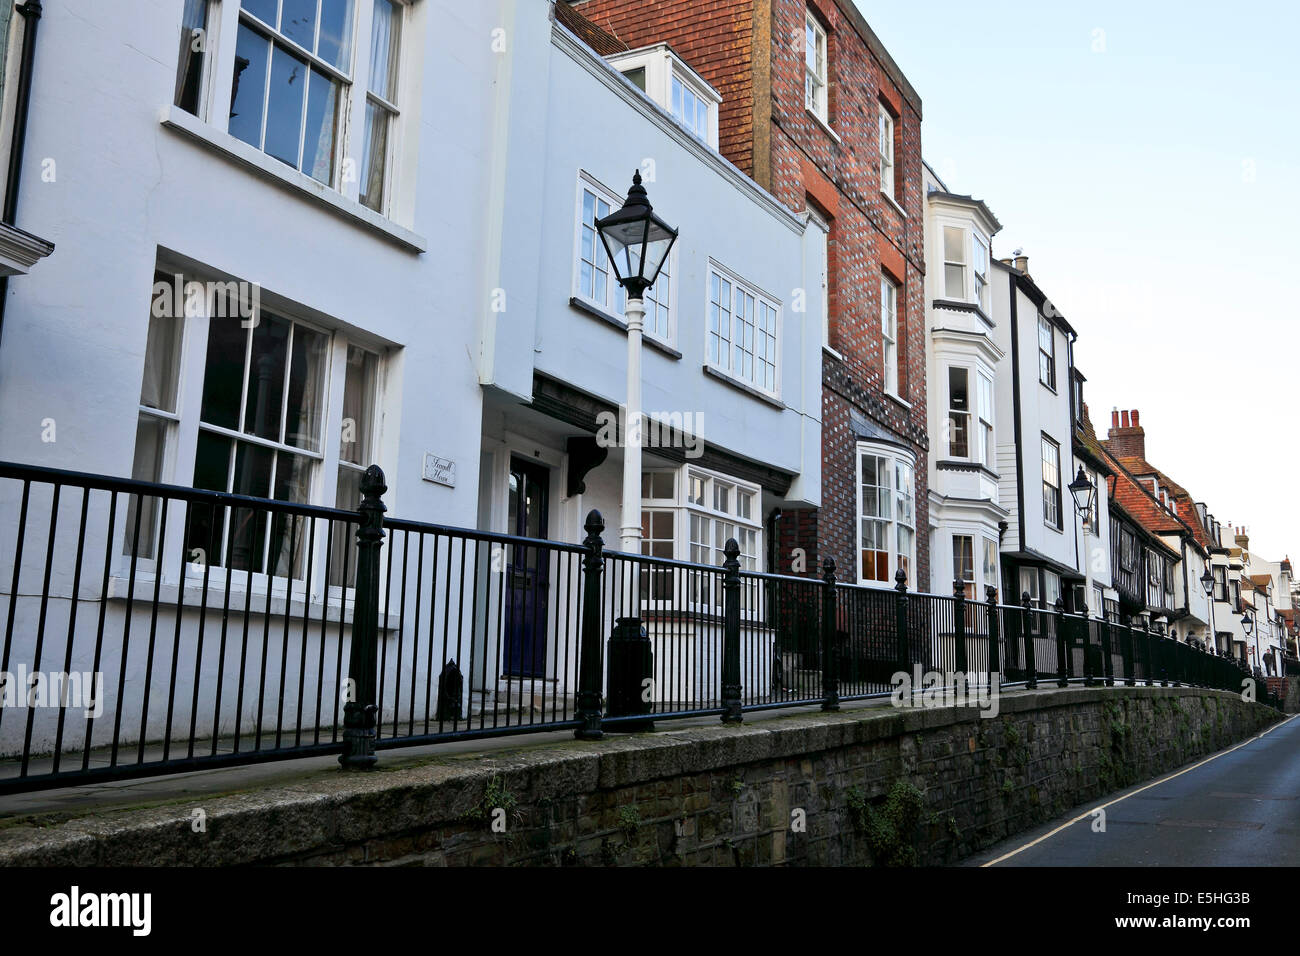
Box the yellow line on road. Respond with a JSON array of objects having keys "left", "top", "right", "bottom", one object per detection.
[{"left": 981, "top": 714, "right": 1298, "bottom": 867}]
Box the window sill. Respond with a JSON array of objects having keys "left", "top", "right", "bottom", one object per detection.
[
  {"left": 822, "top": 343, "right": 844, "bottom": 361},
  {"left": 568, "top": 297, "right": 682, "bottom": 360},
  {"left": 885, "top": 391, "right": 912, "bottom": 411},
  {"left": 805, "top": 108, "right": 842, "bottom": 144},
  {"left": 160, "top": 105, "right": 427, "bottom": 254},
  {"left": 702, "top": 364, "right": 784, "bottom": 409},
  {"left": 881, "top": 190, "right": 907, "bottom": 218}
]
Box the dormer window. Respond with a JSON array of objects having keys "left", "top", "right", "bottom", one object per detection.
[{"left": 607, "top": 45, "right": 722, "bottom": 149}]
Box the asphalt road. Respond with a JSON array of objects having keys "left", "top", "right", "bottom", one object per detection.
[{"left": 969, "top": 715, "right": 1300, "bottom": 866}]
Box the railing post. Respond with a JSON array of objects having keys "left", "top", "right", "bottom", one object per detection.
[
  {"left": 340, "top": 465, "right": 386, "bottom": 770},
  {"left": 574, "top": 510, "right": 606, "bottom": 740},
  {"left": 1055, "top": 598, "right": 1069, "bottom": 688},
  {"left": 1142, "top": 619, "right": 1156, "bottom": 687},
  {"left": 894, "top": 568, "right": 910, "bottom": 678},
  {"left": 1082, "top": 610, "right": 1096, "bottom": 687},
  {"left": 722, "top": 538, "right": 744, "bottom": 723},
  {"left": 953, "top": 579, "right": 968, "bottom": 676},
  {"left": 1099, "top": 616, "right": 1114, "bottom": 686},
  {"left": 986, "top": 586, "right": 1001, "bottom": 688},
  {"left": 1121, "top": 618, "right": 1136, "bottom": 686},
  {"left": 821, "top": 558, "right": 839, "bottom": 712},
  {"left": 1022, "top": 591, "right": 1037, "bottom": 690}
]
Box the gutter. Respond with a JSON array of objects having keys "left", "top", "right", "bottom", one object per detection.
[
  {"left": 0, "top": 0, "right": 44, "bottom": 351},
  {"left": 1008, "top": 269, "right": 1027, "bottom": 567}
]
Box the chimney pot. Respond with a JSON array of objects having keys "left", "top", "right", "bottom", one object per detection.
[
  {"left": 1132, "top": 409, "right": 1140, "bottom": 427},
  {"left": 1122, "top": 410, "right": 1130, "bottom": 428},
  {"left": 1111, "top": 408, "right": 1119, "bottom": 428}
]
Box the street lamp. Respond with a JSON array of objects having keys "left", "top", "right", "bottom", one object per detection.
[
  {"left": 1068, "top": 466, "right": 1096, "bottom": 617},
  {"left": 1200, "top": 566, "right": 1216, "bottom": 652},
  {"left": 1242, "top": 609, "right": 1257, "bottom": 674},
  {"left": 595, "top": 170, "right": 679, "bottom": 552}
]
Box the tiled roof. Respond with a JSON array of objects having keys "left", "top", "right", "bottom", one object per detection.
[
  {"left": 1097, "top": 442, "right": 1197, "bottom": 549},
  {"left": 555, "top": 1, "right": 629, "bottom": 55},
  {"left": 1249, "top": 574, "right": 1274, "bottom": 592},
  {"left": 1103, "top": 445, "right": 1215, "bottom": 552}
]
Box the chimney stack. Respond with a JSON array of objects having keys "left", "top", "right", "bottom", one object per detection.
[{"left": 1106, "top": 407, "right": 1146, "bottom": 461}]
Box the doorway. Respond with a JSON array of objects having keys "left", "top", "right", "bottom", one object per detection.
[{"left": 504, "top": 457, "right": 551, "bottom": 677}]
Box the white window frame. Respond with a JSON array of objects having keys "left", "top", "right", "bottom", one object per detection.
[
  {"left": 947, "top": 364, "right": 970, "bottom": 460},
  {"left": 573, "top": 172, "right": 676, "bottom": 346},
  {"left": 805, "top": 11, "right": 828, "bottom": 123},
  {"left": 878, "top": 106, "right": 895, "bottom": 197},
  {"left": 129, "top": 266, "right": 385, "bottom": 599},
  {"left": 705, "top": 261, "right": 780, "bottom": 397},
  {"left": 1041, "top": 435, "right": 1062, "bottom": 531},
  {"left": 855, "top": 443, "right": 917, "bottom": 588},
  {"left": 977, "top": 369, "right": 995, "bottom": 468},
  {"left": 191, "top": 0, "right": 412, "bottom": 216},
  {"left": 972, "top": 231, "right": 990, "bottom": 311},
  {"left": 606, "top": 45, "right": 722, "bottom": 150},
  {"left": 942, "top": 224, "right": 966, "bottom": 300},
  {"left": 1038, "top": 314, "right": 1056, "bottom": 389},
  {"left": 881, "top": 274, "right": 899, "bottom": 397}
]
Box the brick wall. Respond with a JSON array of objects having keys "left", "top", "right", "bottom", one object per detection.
[{"left": 569, "top": 0, "right": 758, "bottom": 174}]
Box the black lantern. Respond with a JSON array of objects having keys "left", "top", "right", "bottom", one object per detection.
[
  {"left": 1068, "top": 466, "right": 1095, "bottom": 519},
  {"left": 1200, "top": 566, "right": 1214, "bottom": 596},
  {"left": 595, "top": 171, "right": 679, "bottom": 300},
  {"left": 1241, "top": 610, "right": 1255, "bottom": 636}
]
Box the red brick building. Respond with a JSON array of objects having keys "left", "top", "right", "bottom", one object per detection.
[{"left": 566, "top": 0, "right": 929, "bottom": 588}]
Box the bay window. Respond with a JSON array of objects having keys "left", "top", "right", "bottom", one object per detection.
[
  {"left": 972, "top": 232, "right": 990, "bottom": 311},
  {"left": 947, "top": 366, "right": 969, "bottom": 459},
  {"left": 707, "top": 264, "right": 778, "bottom": 395},
  {"left": 857, "top": 444, "right": 915, "bottom": 586},
  {"left": 641, "top": 467, "right": 761, "bottom": 611},
  {"left": 977, "top": 371, "right": 994, "bottom": 467},
  {"left": 881, "top": 275, "right": 898, "bottom": 396},
  {"left": 942, "top": 226, "right": 966, "bottom": 299}
]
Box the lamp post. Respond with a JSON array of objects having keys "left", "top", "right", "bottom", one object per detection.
[
  {"left": 1068, "top": 466, "right": 1096, "bottom": 618},
  {"left": 1200, "top": 565, "right": 1216, "bottom": 652},
  {"left": 1242, "top": 609, "right": 1256, "bottom": 674},
  {"left": 595, "top": 171, "right": 679, "bottom": 553}
]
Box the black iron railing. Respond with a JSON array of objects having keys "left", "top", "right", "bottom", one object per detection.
[{"left": 0, "top": 460, "right": 1279, "bottom": 793}]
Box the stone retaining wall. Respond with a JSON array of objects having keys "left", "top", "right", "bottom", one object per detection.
[{"left": 0, "top": 686, "right": 1280, "bottom": 866}]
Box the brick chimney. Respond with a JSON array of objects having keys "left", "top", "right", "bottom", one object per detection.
[
  {"left": 1106, "top": 407, "right": 1145, "bottom": 460},
  {"left": 1236, "top": 526, "right": 1250, "bottom": 551}
]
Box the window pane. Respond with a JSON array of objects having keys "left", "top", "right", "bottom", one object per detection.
[
  {"left": 265, "top": 44, "right": 307, "bottom": 169},
  {"left": 943, "top": 226, "right": 965, "bottom": 263},
  {"left": 142, "top": 285, "right": 182, "bottom": 412},
  {"left": 243, "top": 312, "right": 290, "bottom": 441},
  {"left": 944, "top": 263, "right": 965, "bottom": 298},
  {"left": 200, "top": 316, "right": 248, "bottom": 431},
  {"left": 368, "top": 0, "right": 400, "bottom": 98},
  {"left": 175, "top": 0, "right": 210, "bottom": 115},
  {"left": 359, "top": 100, "right": 389, "bottom": 212},
  {"left": 948, "top": 366, "right": 968, "bottom": 410},
  {"left": 242, "top": 0, "right": 277, "bottom": 27},
  {"left": 340, "top": 345, "right": 376, "bottom": 465},
  {"left": 125, "top": 415, "right": 168, "bottom": 558},
  {"left": 229, "top": 24, "right": 270, "bottom": 148},
  {"left": 281, "top": 0, "right": 317, "bottom": 51},
  {"left": 284, "top": 323, "right": 328, "bottom": 451},
  {"left": 302, "top": 68, "right": 339, "bottom": 184},
  {"left": 317, "top": 0, "right": 356, "bottom": 70}
]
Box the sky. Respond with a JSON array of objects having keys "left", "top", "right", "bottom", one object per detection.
[{"left": 853, "top": 0, "right": 1300, "bottom": 562}]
